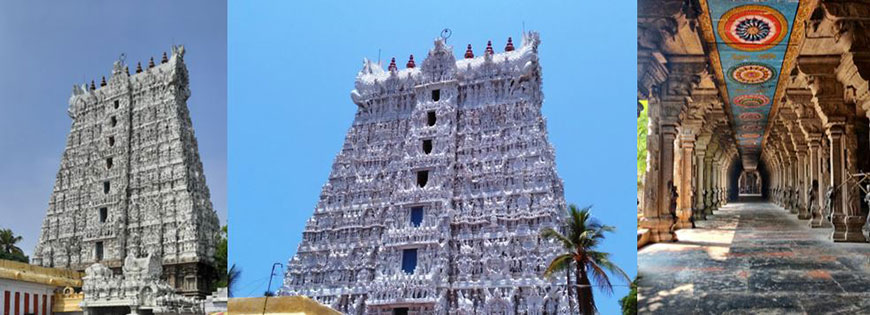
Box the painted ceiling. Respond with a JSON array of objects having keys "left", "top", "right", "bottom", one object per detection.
[{"left": 704, "top": 0, "right": 801, "bottom": 161}]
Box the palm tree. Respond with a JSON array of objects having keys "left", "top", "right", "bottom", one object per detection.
[
  {"left": 0, "top": 228, "right": 24, "bottom": 256},
  {"left": 227, "top": 264, "right": 241, "bottom": 297},
  {"left": 541, "top": 204, "right": 631, "bottom": 315}
]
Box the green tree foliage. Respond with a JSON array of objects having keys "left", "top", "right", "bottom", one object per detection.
[
  {"left": 0, "top": 228, "right": 28, "bottom": 263},
  {"left": 541, "top": 205, "right": 631, "bottom": 314},
  {"left": 638, "top": 100, "right": 648, "bottom": 188},
  {"left": 214, "top": 225, "right": 228, "bottom": 289},
  {"left": 620, "top": 277, "right": 638, "bottom": 315}
]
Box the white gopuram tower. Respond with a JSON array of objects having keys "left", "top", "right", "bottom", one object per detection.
[
  {"left": 280, "top": 32, "right": 574, "bottom": 314},
  {"left": 32, "top": 46, "right": 220, "bottom": 298}
]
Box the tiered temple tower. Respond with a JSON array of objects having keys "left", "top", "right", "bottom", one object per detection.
[
  {"left": 280, "top": 32, "right": 574, "bottom": 314},
  {"left": 32, "top": 46, "right": 220, "bottom": 298}
]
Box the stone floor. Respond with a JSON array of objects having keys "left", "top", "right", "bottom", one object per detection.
[{"left": 638, "top": 198, "right": 870, "bottom": 314}]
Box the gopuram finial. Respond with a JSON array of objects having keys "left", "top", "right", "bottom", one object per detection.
[
  {"left": 464, "top": 44, "right": 474, "bottom": 59},
  {"left": 388, "top": 57, "right": 397, "bottom": 72}
]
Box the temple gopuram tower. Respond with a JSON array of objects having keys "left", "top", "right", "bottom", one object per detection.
[
  {"left": 280, "top": 32, "right": 574, "bottom": 314},
  {"left": 31, "top": 46, "right": 220, "bottom": 298}
]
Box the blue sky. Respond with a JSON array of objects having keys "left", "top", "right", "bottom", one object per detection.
[
  {"left": 0, "top": 1, "right": 227, "bottom": 255},
  {"left": 229, "top": 0, "right": 637, "bottom": 312}
]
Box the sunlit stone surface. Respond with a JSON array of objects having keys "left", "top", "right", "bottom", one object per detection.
[{"left": 639, "top": 199, "right": 870, "bottom": 314}]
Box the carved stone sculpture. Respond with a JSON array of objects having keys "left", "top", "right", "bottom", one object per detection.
[{"left": 82, "top": 254, "right": 201, "bottom": 314}]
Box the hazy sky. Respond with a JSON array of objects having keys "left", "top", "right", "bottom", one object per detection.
[
  {"left": 0, "top": 1, "right": 227, "bottom": 256},
  {"left": 229, "top": 0, "right": 636, "bottom": 313}
]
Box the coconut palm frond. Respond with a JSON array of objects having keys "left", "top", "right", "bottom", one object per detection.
[
  {"left": 541, "top": 204, "right": 630, "bottom": 314},
  {"left": 543, "top": 253, "right": 573, "bottom": 277},
  {"left": 589, "top": 251, "right": 631, "bottom": 284},
  {"left": 586, "top": 259, "right": 615, "bottom": 296},
  {"left": 540, "top": 227, "right": 574, "bottom": 250}
]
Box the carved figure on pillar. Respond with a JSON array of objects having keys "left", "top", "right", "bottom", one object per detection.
[
  {"left": 808, "top": 180, "right": 818, "bottom": 224},
  {"left": 668, "top": 181, "right": 679, "bottom": 231},
  {"left": 825, "top": 186, "right": 836, "bottom": 224}
]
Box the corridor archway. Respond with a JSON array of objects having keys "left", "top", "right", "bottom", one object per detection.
[{"left": 638, "top": 0, "right": 870, "bottom": 312}]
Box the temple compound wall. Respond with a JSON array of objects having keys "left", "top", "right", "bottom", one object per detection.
[
  {"left": 279, "top": 32, "right": 576, "bottom": 314},
  {"left": 31, "top": 46, "right": 220, "bottom": 298}
]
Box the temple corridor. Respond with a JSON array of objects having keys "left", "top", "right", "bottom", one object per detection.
[{"left": 638, "top": 198, "right": 870, "bottom": 314}]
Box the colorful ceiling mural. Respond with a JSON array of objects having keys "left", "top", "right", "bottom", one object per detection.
[{"left": 705, "top": 1, "right": 800, "bottom": 160}]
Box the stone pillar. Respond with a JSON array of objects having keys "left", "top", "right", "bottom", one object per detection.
[
  {"left": 779, "top": 147, "right": 790, "bottom": 210},
  {"left": 704, "top": 156, "right": 714, "bottom": 215},
  {"left": 722, "top": 157, "right": 728, "bottom": 204},
  {"left": 796, "top": 146, "right": 809, "bottom": 219},
  {"left": 788, "top": 154, "right": 798, "bottom": 214},
  {"left": 694, "top": 149, "right": 706, "bottom": 221},
  {"left": 639, "top": 98, "right": 679, "bottom": 242},
  {"left": 807, "top": 136, "right": 827, "bottom": 227},
  {"left": 720, "top": 159, "right": 728, "bottom": 205},
  {"left": 659, "top": 122, "right": 679, "bottom": 231},
  {"left": 712, "top": 160, "right": 722, "bottom": 211},
  {"left": 717, "top": 160, "right": 724, "bottom": 206},
  {"left": 845, "top": 122, "right": 862, "bottom": 224},
  {"left": 829, "top": 122, "right": 866, "bottom": 241},
  {"left": 675, "top": 132, "right": 695, "bottom": 229}
]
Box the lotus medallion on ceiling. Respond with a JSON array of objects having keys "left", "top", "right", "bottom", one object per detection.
[{"left": 704, "top": 1, "right": 800, "bottom": 160}]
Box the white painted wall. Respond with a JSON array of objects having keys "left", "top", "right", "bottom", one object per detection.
[{"left": 0, "top": 279, "right": 55, "bottom": 315}]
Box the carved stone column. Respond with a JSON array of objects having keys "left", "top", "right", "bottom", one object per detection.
[
  {"left": 712, "top": 159, "right": 722, "bottom": 211},
  {"left": 693, "top": 147, "right": 707, "bottom": 221},
  {"left": 704, "top": 155, "right": 714, "bottom": 215},
  {"left": 659, "top": 118, "right": 679, "bottom": 232},
  {"left": 807, "top": 135, "right": 827, "bottom": 227},
  {"left": 800, "top": 54, "right": 866, "bottom": 241},
  {"left": 639, "top": 97, "right": 669, "bottom": 240},
  {"left": 720, "top": 155, "right": 728, "bottom": 205},
  {"left": 795, "top": 144, "right": 809, "bottom": 219},
  {"left": 779, "top": 151, "right": 787, "bottom": 208},
  {"left": 827, "top": 123, "right": 862, "bottom": 241},
  {"left": 787, "top": 152, "right": 798, "bottom": 214},
  {"left": 638, "top": 96, "right": 683, "bottom": 242},
  {"left": 675, "top": 131, "right": 695, "bottom": 229}
]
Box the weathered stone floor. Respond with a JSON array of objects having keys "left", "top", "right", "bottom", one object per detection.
[{"left": 638, "top": 198, "right": 870, "bottom": 314}]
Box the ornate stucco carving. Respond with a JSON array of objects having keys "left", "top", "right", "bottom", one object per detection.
[
  {"left": 32, "top": 46, "right": 219, "bottom": 297},
  {"left": 279, "top": 33, "right": 573, "bottom": 314}
]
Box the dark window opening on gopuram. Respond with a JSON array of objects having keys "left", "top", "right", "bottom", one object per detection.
[
  {"left": 401, "top": 249, "right": 417, "bottom": 274},
  {"left": 417, "top": 170, "right": 429, "bottom": 188},
  {"left": 427, "top": 111, "right": 436, "bottom": 126},
  {"left": 95, "top": 242, "right": 104, "bottom": 261},
  {"left": 410, "top": 206, "right": 423, "bottom": 227},
  {"left": 422, "top": 139, "right": 432, "bottom": 154}
]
